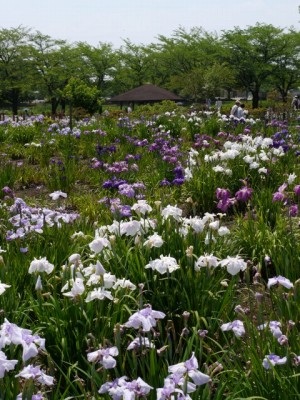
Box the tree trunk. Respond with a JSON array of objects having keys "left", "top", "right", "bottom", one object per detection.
[
  {"left": 61, "top": 98, "right": 66, "bottom": 113},
  {"left": 51, "top": 97, "right": 59, "bottom": 115},
  {"left": 280, "top": 90, "right": 288, "bottom": 103},
  {"left": 251, "top": 89, "right": 260, "bottom": 109},
  {"left": 11, "top": 88, "right": 20, "bottom": 115}
]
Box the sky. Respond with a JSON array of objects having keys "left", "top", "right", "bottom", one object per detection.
[{"left": 1, "top": 0, "right": 299, "bottom": 47}]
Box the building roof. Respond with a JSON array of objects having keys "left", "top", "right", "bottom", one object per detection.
[{"left": 110, "top": 84, "right": 182, "bottom": 103}]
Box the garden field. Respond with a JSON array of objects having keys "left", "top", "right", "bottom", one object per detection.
[{"left": 0, "top": 104, "right": 299, "bottom": 399}]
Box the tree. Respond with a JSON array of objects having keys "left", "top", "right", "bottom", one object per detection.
[
  {"left": 221, "top": 24, "right": 293, "bottom": 108},
  {"left": 28, "top": 32, "right": 76, "bottom": 114},
  {"left": 74, "top": 41, "right": 117, "bottom": 97},
  {"left": 204, "top": 63, "right": 236, "bottom": 99},
  {"left": 0, "top": 26, "right": 31, "bottom": 114},
  {"left": 169, "top": 68, "right": 206, "bottom": 102},
  {"left": 112, "top": 40, "right": 154, "bottom": 93},
  {"left": 63, "top": 77, "right": 101, "bottom": 114},
  {"left": 270, "top": 30, "right": 300, "bottom": 102},
  {"left": 154, "top": 27, "right": 222, "bottom": 99}
]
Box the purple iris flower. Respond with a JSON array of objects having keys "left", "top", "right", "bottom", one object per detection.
[
  {"left": 235, "top": 187, "right": 253, "bottom": 202},
  {"left": 217, "top": 198, "right": 234, "bottom": 212},
  {"left": 288, "top": 204, "right": 298, "bottom": 217},
  {"left": 172, "top": 178, "right": 185, "bottom": 185},
  {"left": 102, "top": 180, "right": 113, "bottom": 189},
  {"left": 216, "top": 188, "right": 231, "bottom": 201},
  {"left": 118, "top": 184, "right": 135, "bottom": 198},
  {"left": 160, "top": 179, "right": 171, "bottom": 186},
  {"left": 294, "top": 185, "right": 300, "bottom": 196},
  {"left": 173, "top": 166, "right": 184, "bottom": 177},
  {"left": 272, "top": 192, "right": 285, "bottom": 203},
  {"left": 262, "top": 354, "right": 287, "bottom": 370}
]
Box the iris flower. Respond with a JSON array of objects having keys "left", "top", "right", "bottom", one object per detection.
[
  {"left": 49, "top": 191, "right": 67, "bottom": 200},
  {"left": 168, "top": 352, "right": 211, "bottom": 392},
  {"left": 124, "top": 305, "right": 165, "bottom": 332},
  {"left": 219, "top": 255, "right": 247, "bottom": 276},
  {"left": 262, "top": 354, "right": 287, "bottom": 370},
  {"left": 221, "top": 320, "right": 245, "bottom": 338},
  {"left": 0, "top": 350, "right": 18, "bottom": 378},
  {"left": 16, "top": 364, "right": 54, "bottom": 386},
  {"left": 145, "top": 255, "right": 179, "bottom": 275},
  {"left": 87, "top": 346, "right": 118, "bottom": 369},
  {"left": 267, "top": 276, "right": 293, "bottom": 289}
]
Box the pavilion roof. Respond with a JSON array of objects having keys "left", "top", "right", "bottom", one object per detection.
[{"left": 110, "top": 83, "right": 182, "bottom": 103}]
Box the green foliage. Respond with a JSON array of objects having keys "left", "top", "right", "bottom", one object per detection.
[
  {"left": 221, "top": 24, "right": 300, "bottom": 108},
  {"left": 64, "top": 77, "right": 102, "bottom": 114}
]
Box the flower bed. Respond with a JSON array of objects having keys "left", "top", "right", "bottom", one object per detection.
[{"left": 0, "top": 109, "right": 299, "bottom": 399}]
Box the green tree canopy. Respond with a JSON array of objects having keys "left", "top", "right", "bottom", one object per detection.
[
  {"left": 221, "top": 24, "right": 299, "bottom": 108},
  {"left": 0, "top": 26, "right": 31, "bottom": 114}
]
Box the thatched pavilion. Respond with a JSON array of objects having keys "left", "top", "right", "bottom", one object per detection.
[{"left": 109, "top": 83, "right": 182, "bottom": 109}]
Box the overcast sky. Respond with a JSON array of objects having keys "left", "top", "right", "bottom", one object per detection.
[{"left": 1, "top": 0, "right": 299, "bottom": 47}]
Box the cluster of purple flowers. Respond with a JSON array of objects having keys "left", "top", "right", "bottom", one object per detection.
[
  {"left": 148, "top": 132, "right": 183, "bottom": 164},
  {"left": 0, "top": 114, "right": 45, "bottom": 128},
  {"left": 5, "top": 197, "right": 79, "bottom": 246},
  {"left": 2, "top": 186, "right": 14, "bottom": 199},
  {"left": 104, "top": 160, "right": 129, "bottom": 174},
  {"left": 271, "top": 128, "right": 290, "bottom": 152},
  {"left": 99, "top": 197, "right": 132, "bottom": 218},
  {"left": 102, "top": 178, "right": 146, "bottom": 199},
  {"left": 133, "top": 138, "right": 149, "bottom": 147},
  {"left": 118, "top": 182, "right": 146, "bottom": 199},
  {"left": 95, "top": 144, "right": 116, "bottom": 156},
  {"left": 117, "top": 116, "right": 132, "bottom": 129},
  {"left": 272, "top": 182, "right": 299, "bottom": 217},
  {"left": 160, "top": 165, "right": 186, "bottom": 187},
  {"left": 125, "top": 153, "right": 142, "bottom": 161},
  {"left": 216, "top": 184, "right": 253, "bottom": 213},
  {"left": 102, "top": 177, "right": 128, "bottom": 189},
  {"left": 216, "top": 188, "right": 235, "bottom": 212},
  {"left": 194, "top": 134, "right": 221, "bottom": 149},
  {"left": 123, "top": 304, "right": 166, "bottom": 332}
]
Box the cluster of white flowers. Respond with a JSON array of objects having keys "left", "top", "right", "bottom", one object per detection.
[
  {"left": 143, "top": 232, "right": 164, "bottom": 248},
  {"left": 161, "top": 204, "right": 183, "bottom": 221},
  {"left": 157, "top": 352, "right": 211, "bottom": 399},
  {"left": 131, "top": 199, "right": 153, "bottom": 215},
  {"left": 61, "top": 256, "right": 136, "bottom": 303},
  {"left": 99, "top": 376, "right": 153, "bottom": 399},
  {"left": 184, "top": 148, "right": 199, "bottom": 181},
  {"left": 28, "top": 257, "right": 55, "bottom": 291},
  {"left": 145, "top": 255, "right": 179, "bottom": 275},
  {"left": 204, "top": 134, "right": 285, "bottom": 176},
  {"left": 16, "top": 364, "right": 54, "bottom": 386},
  {"left": 160, "top": 209, "right": 230, "bottom": 241},
  {"left": 194, "top": 254, "right": 219, "bottom": 270},
  {"left": 29, "top": 257, "right": 54, "bottom": 275},
  {"left": 195, "top": 254, "right": 247, "bottom": 276}
]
